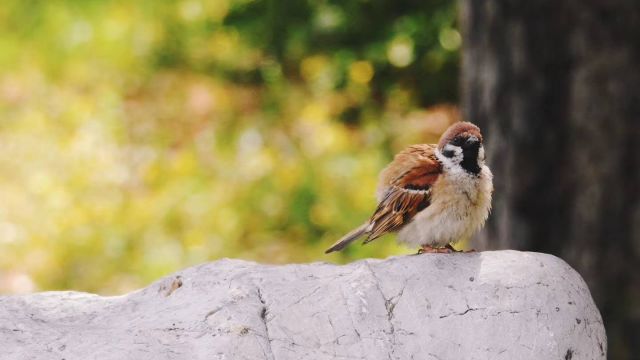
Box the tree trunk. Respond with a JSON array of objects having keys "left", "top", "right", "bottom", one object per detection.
[{"left": 460, "top": 1, "right": 640, "bottom": 358}]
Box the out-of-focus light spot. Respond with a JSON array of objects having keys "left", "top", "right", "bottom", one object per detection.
[
  {"left": 261, "top": 194, "right": 283, "bottom": 217},
  {"left": 315, "top": 5, "right": 343, "bottom": 31},
  {"left": 300, "top": 55, "right": 330, "bottom": 83},
  {"left": 132, "top": 22, "right": 158, "bottom": 58},
  {"left": 67, "top": 21, "right": 93, "bottom": 47},
  {"left": 239, "top": 150, "right": 273, "bottom": 181},
  {"left": 0, "top": 272, "right": 36, "bottom": 294},
  {"left": 28, "top": 172, "right": 54, "bottom": 194},
  {"left": 213, "top": 208, "right": 239, "bottom": 235},
  {"left": 297, "top": 121, "right": 348, "bottom": 156},
  {"left": 237, "top": 128, "right": 263, "bottom": 156},
  {"left": 0, "top": 76, "right": 25, "bottom": 104},
  {"left": 24, "top": 250, "right": 52, "bottom": 275},
  {"left": 171, "top": 150, "right": 198, "bottom": 176},
  {"left": 143, "top": 240, "right": 183, "bottom": 269},
  {"left": 279, "top": 162, "right": 303, "bottom": 191},
  {"left": 299, "top": 56, "right": 337, "bottom": 91},
  {"left": 439, "top": 28, "right": 461, "bottom": 51},
  {"left": 210, "top": 84, "right": 232, "bottom": 113},
  {"left": 187, "top": 84, "right": 215, "bottom": 117},
  {"left": 349, "top": 61, "right": 374, "bottom": 84},
  {"left": 184, "top": 195, "right": 209, "bottom": 221},
  {"left": 298, "top": 101, "right": 349, "bottom": 153},
  {"left": 387, "top": 36, "right": 414, "bottom": 68},
  {"left": 324, "top": 156, "right": 357, "bottom": 180},
  {"left": 300, "top": 103, "right": 329, "bottom": 124},
  {"left": 105, "top": 236, "right": 127, "bottom": 259},
  {"left": 103, "top": 17, "right": 127, "bottom": 41},
  {"left": 0, "top": 222, "right": 23, "bottom": 244},
  {"left": 179, "top": 0, "right": 203, "bottom": 21}
]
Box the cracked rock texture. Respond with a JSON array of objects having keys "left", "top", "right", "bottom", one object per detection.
[{"left": 0, "top": 250, "right": 606, "bottom": 360}]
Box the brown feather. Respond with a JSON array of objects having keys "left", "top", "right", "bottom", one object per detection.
[
  {"left": 376, "top": 144, "right": 440, "bottom": 198},
  {"left": 437, "top": 122, "right": 482, "bottom": 150},
  {"left": 365, "top": 144, "right": 442, "bottom": 244},
  {"left": 324, "top": 222, "right": 370, "bottom": 253},
  {"left": 326, "top": 121, "right": 489, "bottom": 253},
  {"left": 365, "top": 186, "right": 432, "bottom": 242}
]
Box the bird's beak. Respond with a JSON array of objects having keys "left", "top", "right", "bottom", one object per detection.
[{"left": 465, "top": 136, "right": 479, "bottom": 146}]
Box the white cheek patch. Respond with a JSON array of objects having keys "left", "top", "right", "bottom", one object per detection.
[
  {"left": 436, "top": 145, "right": 463, "bottom": 169},
  {"left": 443, "top": 144, "right": 463, "bottom": 161}
]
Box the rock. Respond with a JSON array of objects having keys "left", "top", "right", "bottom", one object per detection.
[{"left": 0, "top": 251, "right": 606, "bottom": 360}]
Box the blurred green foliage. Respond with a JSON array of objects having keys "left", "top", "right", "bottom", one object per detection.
[{"left": 0, "top": 0, "right": 460, "bottom": 294}]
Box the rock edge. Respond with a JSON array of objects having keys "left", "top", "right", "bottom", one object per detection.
[{"left": 0, "top": 250, "right": 606, "bottom": 360}]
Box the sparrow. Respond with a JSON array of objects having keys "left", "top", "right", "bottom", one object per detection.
[{"left": 325, "top": 121, "right": 493, "bottom": 254}]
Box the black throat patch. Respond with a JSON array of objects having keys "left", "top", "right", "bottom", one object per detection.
[{"left": 461, "top": 143, "right": 481, "bottom": 175}]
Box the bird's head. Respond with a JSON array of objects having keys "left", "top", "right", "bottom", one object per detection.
[{"left": 436, "top": 122, "right": 485, "bottom": 175}]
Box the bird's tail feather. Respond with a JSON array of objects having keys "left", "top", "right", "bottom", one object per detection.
[{"left": 325, "top": 223, "right": 371, "bottom": 254}]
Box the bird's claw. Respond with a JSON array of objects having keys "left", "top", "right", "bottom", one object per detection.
[
  {"left": 416, "top": 244, "right": 478, "bottom": 254},
  {"left": 417, "top": 245, "right": 453, "bottom": 254}
]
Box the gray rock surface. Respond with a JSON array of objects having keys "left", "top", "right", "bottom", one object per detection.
[{"left": 0, "top": 251, "right": 606, "bottom": 360}]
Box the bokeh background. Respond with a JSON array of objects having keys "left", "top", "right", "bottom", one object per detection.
[
  {"left": 0, "top": 0, "right": 638, "bottom": 358},
  {"left": 0, "top": 0, "right": 462, "bottom": 294}
]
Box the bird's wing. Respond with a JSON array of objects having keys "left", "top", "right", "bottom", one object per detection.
[{"left": 366, "top": 144, "right": 442, "bottom": 243}]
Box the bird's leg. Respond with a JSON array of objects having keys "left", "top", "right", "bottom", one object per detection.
[
  {"left": 417, "top": 244, "right": 433, "bottom": 254},
  {"left": 444, "top": 244, "right": 462, "bottom": 252},
  {"left": 445, "top": 244, "right": 477, "bottom": 253},
  {"left": 418, "top": 244, "right": 453, "bottom": 254}
]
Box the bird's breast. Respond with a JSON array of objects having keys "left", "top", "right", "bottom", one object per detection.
[{"left": 397, "top": 166, "right": 493, "bottom": 247}]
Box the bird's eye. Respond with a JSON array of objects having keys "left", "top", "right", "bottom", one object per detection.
[{"left": 442, "top": 149, "right": 456, "bottom": 158}]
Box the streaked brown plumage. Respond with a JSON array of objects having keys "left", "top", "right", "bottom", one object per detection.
[
  {"left": 367, "top": 144, "right": 440, "bottom": 242},
  {"left": 325, "top": 122, "right": 493, "bottom": 254}
]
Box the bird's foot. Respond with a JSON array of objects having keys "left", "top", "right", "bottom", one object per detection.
[
  {"left": 417, "top": 245, "right": 453, "bottom": 254},
  {"left": 416, "top": 244, "right": 477, "bottom": 254}
]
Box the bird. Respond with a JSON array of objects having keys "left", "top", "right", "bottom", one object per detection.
[{"left": 325, "top": 121, "right": 493, "bottom": 254}]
